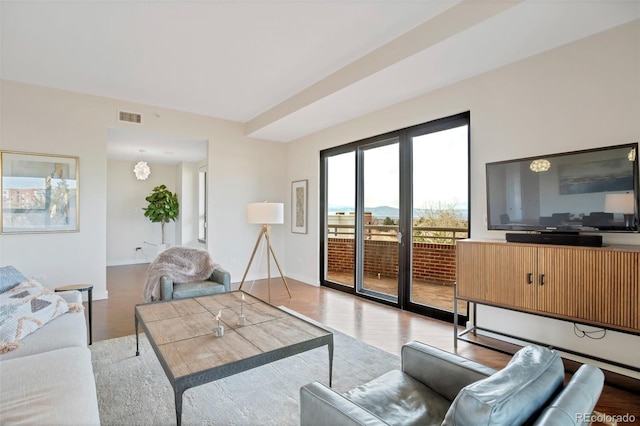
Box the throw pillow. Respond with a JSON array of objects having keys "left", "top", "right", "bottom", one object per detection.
[
  {"left": 0, "top": 265, "right": 28, "bottom": 293},
  {"left": 0, "top": 279, "right": 70, "bottom": 353},
  {"left": 442, "top": 345, "right": 564, "bottom": 426}
]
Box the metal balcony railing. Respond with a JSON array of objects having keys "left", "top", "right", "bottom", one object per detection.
[{"left": 327, "top": 224, "right": 468, "bottom": 245}]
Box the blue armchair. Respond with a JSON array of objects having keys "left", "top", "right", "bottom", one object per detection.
[{"left": 159, "top": 267, "right": 230, "bottom": 300}]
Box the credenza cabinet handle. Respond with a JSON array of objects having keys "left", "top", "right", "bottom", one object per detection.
[
  {"left": 540, "top": 274, "right": 545, "bottom": 286},
  {"left": 527, "top": 273, "right": 533, "bottom": 284}
]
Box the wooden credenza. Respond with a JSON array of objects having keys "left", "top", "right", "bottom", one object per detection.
[{"left": 456, "top": 239, "right": 640, "bottom": 334}]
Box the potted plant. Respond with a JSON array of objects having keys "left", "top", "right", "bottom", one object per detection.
[{"left": 143, "top": 184, "right": 179, "bottom": 247}]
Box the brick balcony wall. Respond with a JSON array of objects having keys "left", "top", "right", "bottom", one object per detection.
[
  {"left": 327, "top": 239, "right": 457, "bottom": 284},
  {"left": 411, "top": 242, "right": 456, "bottom": 284},
  {"left": 327, "top": 238, "right": 355, "bottom": 272}
]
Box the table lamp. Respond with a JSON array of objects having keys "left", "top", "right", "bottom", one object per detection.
[{"left": 604, "top": 193, "right": 635, "bottom": 229}]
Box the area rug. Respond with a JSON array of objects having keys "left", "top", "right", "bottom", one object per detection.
[{"left": 90, "top": 329, "right": 400, "bottom": 425}]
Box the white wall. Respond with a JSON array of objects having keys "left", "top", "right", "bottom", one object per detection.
[
  {"left": 176, "top": 161, "right": 202, "bottom": 249},
  {"left": 0, "top": 80, "right": 287, "bottom": 300},
  {"left": 0, "top": 83, "right": 110, "bottom": 299},
  {"left": 207, "top": 133, "right": 288, "bottom": 279},
  {"left": 106, "top": 160, "right": 179, "bottom": 265},
  {"left": 284, "top": 20, "right": 640, "bottom": 374}
]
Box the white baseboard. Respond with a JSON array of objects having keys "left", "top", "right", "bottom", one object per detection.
[
  {"left": 106, "top": 259, "right": 150, "bottom": 267},
  {"left": 284, "top": 272, "right": 319, "bottom": 287},
  {"left": 93, "top": 290, "right": 108, "bottom": 301},
  {"left": 232, "top": 272, "right": 318, "bottom": 288}
]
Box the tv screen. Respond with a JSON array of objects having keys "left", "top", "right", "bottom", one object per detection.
[{"left": 486, "top": 143, "right": 639, "bottom": 233}]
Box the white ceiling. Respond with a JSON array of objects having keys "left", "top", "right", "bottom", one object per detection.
[
  {"left": 2, "top": 1, "right": 639, "bottom": 161},
  {"left": 107, "top": 127, "right": 207, "bottom": 164}
]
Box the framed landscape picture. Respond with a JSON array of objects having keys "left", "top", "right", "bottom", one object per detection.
[
  {"left": 1, "top": 151, "right": 79, "bottom": 234},
  {"left": 291, "top": 179, "right": 307, "bottom": 234}
]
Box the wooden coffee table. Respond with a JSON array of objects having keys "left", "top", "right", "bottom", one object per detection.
[{"left": 134, "top": 291, "right": 333, "bottom": 425}]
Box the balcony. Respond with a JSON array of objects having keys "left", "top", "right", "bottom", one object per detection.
[{"left": 326, "top": 224, "right": 468, "bottom": 314}]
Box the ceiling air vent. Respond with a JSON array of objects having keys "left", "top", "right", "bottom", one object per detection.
[{"left": 118, "top": 110, "right": 142, "bottom": 124}]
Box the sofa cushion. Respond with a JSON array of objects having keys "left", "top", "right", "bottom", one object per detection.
[
  {"left": 0, "top": 305, "right": 87, "bottom": 360},
  {"left": 0, "top": 265, "right": 28, "bottom": 293},
  {"left": 443, "top": 345, "right": 564, "bottom": 426},
  {"left": 345, "top": 369, "right": 451, "bottom": 426},
  {"left": 173, "top": 280, "right": 226, "bottom": 299},
  {"left": 0, "top": 280, "right": 70, "bottom": 353},
  {"left": 0, "top": 346, "right": 100, "bottom": 425}
]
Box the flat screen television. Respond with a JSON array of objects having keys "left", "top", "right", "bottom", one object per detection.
[{"left": 486, "top": 143, "right": 639, "bottom": 234}]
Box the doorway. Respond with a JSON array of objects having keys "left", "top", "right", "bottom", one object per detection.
[
  {"left": 105, "top": 127, "right": 207, "bottom": 266},
  {"left": 320, "top": 112, "right": 469, "bottom": 322}
]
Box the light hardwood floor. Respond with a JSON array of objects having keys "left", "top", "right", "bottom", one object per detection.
[{"left": 95, "top": 264, "right": 639, "bottom": 423}]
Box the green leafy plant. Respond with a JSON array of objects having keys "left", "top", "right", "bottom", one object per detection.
[{"left": 143, "top": 185, "right": 179, "bottom": 244}]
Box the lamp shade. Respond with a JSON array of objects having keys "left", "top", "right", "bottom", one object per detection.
[
  {"left": 247, "top": 202, "right": 284, "bottom": 224},
  {"left": 604, "top": 193, "right": 635, "bottom": 214}
]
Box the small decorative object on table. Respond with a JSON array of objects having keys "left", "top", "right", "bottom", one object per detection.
[
  {"left": 237, "top": 293, "right": 246, "bottom": 326},
  {"left": 212, "top": 309, "right": 224, "bottom": 337}
]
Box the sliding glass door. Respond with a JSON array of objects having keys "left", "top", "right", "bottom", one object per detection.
[
  {"left": 407, "top": 124, "right": 468, "bottom": 318},
  {"left": 321, "top": 112, "right": 469, "bottom": 322},
  {"left": 325, "top": 151, "right": 355, "bottom": 288},
  {"left": 359, "top": 138, "right": 400, "bottom": 301}
]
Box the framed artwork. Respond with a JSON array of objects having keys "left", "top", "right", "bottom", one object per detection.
[
  {"left": 291, "top": 179, "right": 308, "bottom": 234},
  {"left": 1, "top": 151, "right": 79, "bottom": 234}
]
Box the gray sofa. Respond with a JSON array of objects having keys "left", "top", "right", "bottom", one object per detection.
[
  {"left": 0, "top": 290, "right": 100, "bottom": 425},
  {"left": 160, "top": 266, "right": 231, "bottom": 300},
  {"left": 301, "top": 341, "right": 604, "bottom": 426}
]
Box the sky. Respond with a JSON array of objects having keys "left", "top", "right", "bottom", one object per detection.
[{"left": 327, "top": 125, "right": 468, "bottom": 211}]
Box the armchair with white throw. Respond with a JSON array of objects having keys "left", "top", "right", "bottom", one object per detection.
[{"left": 143, "top": 246, "right": 230, "bottom": 302}]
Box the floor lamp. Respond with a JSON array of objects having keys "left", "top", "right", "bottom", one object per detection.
[{"left": 239, "top": 202, "right": 292, "bottom": 302}]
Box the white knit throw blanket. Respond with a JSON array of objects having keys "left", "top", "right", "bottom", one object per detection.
[{"left": 143, "top": 246, "right": 218, "bottom": 302}]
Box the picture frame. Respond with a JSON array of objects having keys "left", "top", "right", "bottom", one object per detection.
[
  {"left": 1, "top": 151, "right": 79, "bottom": 234},
  {"left": 291, "top": 179, "right": 308, "bottom": 234}
]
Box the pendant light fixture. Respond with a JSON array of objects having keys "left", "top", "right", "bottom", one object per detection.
[
  {"left": 134, "top": 149, "right": 151, "bottom": 180},
  {"left": 529, "top": 158, "right": 550, "bottom": 172}
]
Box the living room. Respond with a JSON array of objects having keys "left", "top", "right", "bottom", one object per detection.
[{"left": 1, "top": 1, "right": 639, "bottom": 424}]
